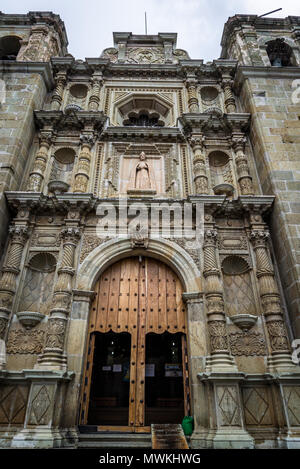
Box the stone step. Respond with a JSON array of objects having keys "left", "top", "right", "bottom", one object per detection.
[{"left": 78, "top": 432, "right": 152, "bottom": 449}]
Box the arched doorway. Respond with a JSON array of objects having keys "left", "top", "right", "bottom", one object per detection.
[{"left": 79, "top": 256, "right": 190, "bottom": 432}]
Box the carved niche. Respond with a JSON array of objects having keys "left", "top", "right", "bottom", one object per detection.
[
  {"left": 18, "top": 252, "right": 57, "bottom": 316},
  {"left": 222, "top": 255, "right": 257, "bottom": 317}
]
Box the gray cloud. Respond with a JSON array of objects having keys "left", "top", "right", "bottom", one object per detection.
[{"left": 2, "top": 0, "right": 300, "bottom": 61}]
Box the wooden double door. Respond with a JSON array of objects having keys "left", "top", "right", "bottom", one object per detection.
[{"left": 80, "top": 256, "right": 190, "bottom": 432}]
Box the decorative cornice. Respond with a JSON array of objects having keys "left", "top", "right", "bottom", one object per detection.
[
  {"left": 100, "top": 126, "right": 185, "bottom": 143},
  {"left": 179, "top": 112, "right": 250, "bottom": 136},
  {"left": 34, "top": 110, "right": 108, "bottom": 132},
  {"left": 0, "top": 61, "right": 54, "bottom": 91}
]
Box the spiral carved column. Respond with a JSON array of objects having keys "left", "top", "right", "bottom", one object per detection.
[
  {"left": 190, "top": 136, "right": 209, "bottom": 195},
  {"left": 37, "top": 227, "right": 81, "bottom": 370},
  {"left": 250, "top": 230, "right": 296, "bottom": 371},
  {"left": 88, "top": 74, "right": 102, "bottom": 111},
  {"left": 51, "top": 73, "right": 66, "bottom": 111},
  {"left": 222, "top": 79, "right": 236, "bottom": 113},
  {"left": 186, "top": 80, "right": 199, "bottom": 112},
  {"left": 27, "top": 132, "right": 52, "bottom": 192},
  {"left": 203, "top": 229, "right": 237, "bottom": 371},
  {"left": 73, "top": 135, "right": 94, "bottom": 193},
  {"left": 232, "top": 137, "right": 254, "bottom": 195},
  {"left": 0, "top": 226, "right": 29, "bottom": 344}
]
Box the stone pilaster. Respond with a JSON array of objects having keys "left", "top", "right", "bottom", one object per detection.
[
  {"left": 250, "top": 229, "right": 296, "bottom": 372},
  {"left": 232, "top": 137, "right": 254, "bottom": 195},
  {"left": 190, "top": 136, "right": 209, "bottom": 195},
  {"left": 0, "top": 224, "right": 29, "bottom": 348},
  {"left": 88, "top": 73, "right": 103, "bottom": 111},
  {"left": 26, "top": 131, "right": 52, "bottom": 192},
  {"left": 203, "top": 228, "right": 237, "bottom": 372},
  {"left": 37, "top": 227, "right": 81, "bottom": 370},
  {"left": 186, "top": 79, "right": 199, "bottom": 112},
  {"left": 51, "top": 72, "right": 66, "bottom": 111},
  {"left": 222, "top": 79, "right": 236, "bottom": 113},
  {"left": 73, "top": 135, "right": 94, "bottom": 193}
]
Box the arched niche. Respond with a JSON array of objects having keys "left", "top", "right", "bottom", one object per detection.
[
  {"left": 221, "top": 255, "right": 257, "bottom": 317},
  {"left": 18, "top": 252, "right": 57, "bottom": 316},
  {"left": 48, "top": 147, "right": 76, "bottom": 194},
  {"left": 208, "top": 150, "right": 234, "bottom": 197},
  {"left": 113, "top": 94, "right": 173, "bottom": 127}
]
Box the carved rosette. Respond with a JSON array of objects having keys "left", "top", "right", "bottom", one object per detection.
[
  {"left": 88, "top": 74, "right": 102, "bottom": 111},
  {"left": 222, "top": 79, "right": 236, "bottom": 113},
  {"left": 74, "top": 135, "right": 94, "bottom": 193},
  {"left": 27, "top": 133, "right": 52, "bottom": 192},
  {"left": 51, "top": 72, "right": 66, "bottom": 111},
  {"left": 190, "top": 136, "right": 209, "bottom": 195},
  {"left": 250, "top": 229, "right": 290, "bottom": 354},
  {"left": 232, "top": 138, "right": 254, "bottom": 195},
  {"left": 186, "top": 80, "right": 199, "bottom": 112}
]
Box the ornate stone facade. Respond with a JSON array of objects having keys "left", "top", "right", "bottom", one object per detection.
[{"left": 0, "top": 10, "right": 300, "bottom": 450}]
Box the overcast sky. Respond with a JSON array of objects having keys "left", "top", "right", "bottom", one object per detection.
[{"left": 2, "top": 1, "right": 300, "bottom": 61}]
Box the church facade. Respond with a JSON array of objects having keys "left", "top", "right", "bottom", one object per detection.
[{"left": 0, "top": 11, "right": 300, "bottom": 449}]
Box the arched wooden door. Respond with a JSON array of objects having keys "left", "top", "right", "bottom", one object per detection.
[{"left": 80, "top": 256, "right": 190, "bottom": 432}]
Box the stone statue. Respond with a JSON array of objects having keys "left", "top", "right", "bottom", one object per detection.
[{"left": 134, "top": 152, "right": 151, "bottom": 189}]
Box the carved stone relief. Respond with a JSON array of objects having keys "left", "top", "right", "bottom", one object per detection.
[
  {"left": 80, "top": 235, "right": 111, "bottom": 263},
  {"left": 229, "top": 331, "right": 266, "bottom": 356},
  {"left": 216, "top": 385, "right": 242, "bottom": 427},
  {"left": 28, "top": 384, "right": 55, "bottom": 426},
  {"left": 7, "top": 327, "right": 45, "bottom": 354}
]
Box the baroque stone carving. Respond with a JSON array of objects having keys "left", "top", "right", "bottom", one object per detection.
[
  {"left": 229, "top": 331, "right": 266, "bottom": 356},
  {"left": 126, "top": 47, "right": 165, "bottom": 64},
  {"left": 7, "top": 328, "right": 45, "bottom": 354},
  {"left": 80, "top": 235, "right": 110, "bottom": 263},
  {"left": 209, "top": 321, "right": 229, "bottom": 352},
  {"left": 44, "top": 318, "right": 66, "bottom": 350}
]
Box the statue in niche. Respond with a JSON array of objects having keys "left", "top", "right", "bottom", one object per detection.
[{"left": 134, "top": 152, "right": 152, "bottom": 189}]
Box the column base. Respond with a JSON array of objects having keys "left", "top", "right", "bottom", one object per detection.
[
  {"left": 35, "top": 351, "right": 68, "bottom": 371},
  {"left": 267, "top": 353, "right": 300, "bottom": 374},
  {"left": 7, "top": 427, "right": 78, "bottom": 449},
  {"left": 212, "top": 428, "right": 254, "bottom": 449},
  {"left": 205, "top": 353, "right": 238, "bottom": 373}
]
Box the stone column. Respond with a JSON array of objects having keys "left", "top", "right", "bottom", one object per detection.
[
  {"left": 73, "top": 135, "right": 94, "bottom": 193},
  {"left": 190, "top": 136, "right": 209, "bottom": 195},
  {"left": 232, "top": 137, "right": 254, "bottom": 195},
  {"left": 37, "top": 227, "right": 81, "bottom": 370},
  {"left": 203, "top": 229, "right": 237, "bottom": 371},
  {"left": 27, "top": 132, "right": 52, "bottom": 192},
  {"left": 51, "top": 72, "right": 66, "bottom": 111},
  {"left": 250, "top": 229, "right": 296, "bottom": 372},
  {"left": 88, "top": 73, "right": 103, "bottom": 111},
  {"left": 186, "top": 79, "right": 199, "bottom": 112},
  {"left": 222, "top": 79, "right": 236, "bottom": 113},
  {"left": 0, "top": 225, "right": 29, "bottom": 347}
]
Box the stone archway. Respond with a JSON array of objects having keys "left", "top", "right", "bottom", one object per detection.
[{"left": 70, "top": 237, "right": 204, "bottom": 433}]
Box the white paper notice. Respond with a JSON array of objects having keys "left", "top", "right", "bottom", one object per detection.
[
  {"left": 145, "top": 364, "right": 155, "bottom": 377},
  {"left": 113, "top": 364, "right": 122, "bottom": 372}
]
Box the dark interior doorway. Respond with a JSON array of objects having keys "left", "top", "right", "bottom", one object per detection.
[
  {"left": 87, "top": 331, "right": 131, "bottom": 426},
  {"left": 145, "top": 332, "right": 185, "bottom": 425}
]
